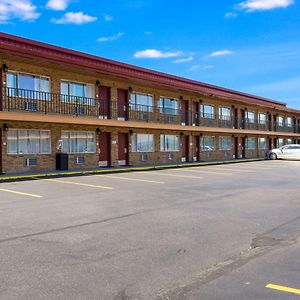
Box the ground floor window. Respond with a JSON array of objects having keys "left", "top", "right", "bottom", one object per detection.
[
  {"left": 131, "top": 133, "right": 154, "bottom": 152},
  {"left": 258, "top": 137, "right": 267, "bottom": 149},
  {"left": 246, "top": 137, "right": 256, "bottom": 150},
  {"left": 219, "top": 136, "right": 231, "bottom": 151},
  {"left": 277, "top": 138, "right": 284, "bottom": 148},
  {"left": 7, "top": 129, "right": 51, "bottom": 154},
  {"left": 160, "top": 134, "right": 179, "bottom": 151},
  {"left": 61, "top": 131, "right": 96, "bottom": 153},
  {"left": 286, "top": 138, "right": 293, "bottom": 144},
  {"left": 201, "top": 136, "right": 215, "bottom": 151}
]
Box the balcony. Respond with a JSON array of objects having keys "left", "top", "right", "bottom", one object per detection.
[{"left": 1, "top": 87, "right": 299, "bottom": 133}]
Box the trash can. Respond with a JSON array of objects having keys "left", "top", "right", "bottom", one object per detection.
[{"left": 56, "top": 153, "right": 68, "bottom": 170}]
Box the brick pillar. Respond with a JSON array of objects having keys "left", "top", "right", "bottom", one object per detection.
[
  {"left": 0, "top": 67, "right": 3, "bottom": 111},
  {"left": 110, "top": 131, "right": 118, "bottom": 166}
]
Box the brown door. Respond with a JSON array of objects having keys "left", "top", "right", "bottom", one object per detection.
[
  {"left": 181, "top": 135, "right": 189, "bottom": 162},
  {"left": 193, "top": 135, "right": 200, "bottom": 161},
  {"left": 234, "top": 137, "right": 239, "bottom": 159},
  {"left": 273, "top": 115, "right": 277, "bottom": 131},
  {"left": 192, "top": 102, "right": 199, "bottom": 126},
  {"left": 99, "top": 86, "right": 111, "bottom": 119},
  {"left": 181, "top": 100, "right": 189, "bottom": 125},
  {"left": 240, "top": 109, "right": 245, "bottom": 129},
  {"left": 99, "top": 132, "right": 111, "bottom": 167},
  {"left": 268, "top": 137, "right": 272, "bottom": 150},
  {"left": 118, "top": 133, "right": 129, "bottom": 165},
  {"left": 268, "top": 114, "right": 272, "bottom": 131},
  {"left": 117, "top": 89, "right": 128, "bottom": 120},
  {"left": 234, "top": 109, "right": 238, "bottom": 129},
  {"left": 241, "top": 137, "right": 246, "bottom": 158}
]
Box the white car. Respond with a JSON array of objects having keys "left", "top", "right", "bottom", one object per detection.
[{"left": 267, "top": 144, "right": 300, "bottom": 160}]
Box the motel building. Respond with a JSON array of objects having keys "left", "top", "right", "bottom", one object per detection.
[{"left": 0, "top": 32, "right": 300, "bottom": 174}]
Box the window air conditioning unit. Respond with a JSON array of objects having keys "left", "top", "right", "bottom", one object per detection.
[
  {"left": 75, "top": 156, "right": 85, "bottom": 165},
  {"left": 25, "top": 157, "right": 37, "bottom": 167},
  {"left": 141, "top": 153, "right": 148, "bottom": 161},
  {"left": 23, "top": 101, "right": 38, "bottom": 111},
  {"left": 168, "top": 153, "right": 174, "bottom": 160}
]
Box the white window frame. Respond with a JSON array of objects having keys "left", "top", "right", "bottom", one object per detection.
[
  {"left": 160, "top": 134, "right": 180, "bottom": 152},
  {"left": 7, "top": 129, "right": 51, "bottom": 155},
  {"left": 200, "top": 104, "right": 215, "bottom": 119},
  {"left": 61, "top": 131, "right": 96, "bottom": 154},
  {"left": 131, "top": 133, "right": 155, "bottom": 152},
  {"left": 219, "top": 136, "right": 232, "bottom": 151},
  {"left": 201, "top": 136, "right": 215, "bottom": 152},
  {"left": 219, "top": 107, "right": 231, "bottom": 120},
  {"left": 286, "top": 117, "right": 292, "bottom": 127},
  {"left": 130, "top": 92, "right": 154, "bottom": 112},
  {"left": 158, "top": 97, "right": 179, "bottom": 115},
  {"left": 246, "top": 137, "right": 256, "bottom": 150},
  {"left": 277, "top": 116, "right": 284, "bottom": 127},
  {"left": 258, "top": 137, "right": 267, "bottom": 149},
  {"left": 258, "top": 113, "right": 266, "bottom": 125},
  {"left": 246, "top": 111, "right": 255, "bottom": 123}
]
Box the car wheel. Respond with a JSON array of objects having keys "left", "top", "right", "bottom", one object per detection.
[{"left": 269, "top": 152, "right": 277, "bottom": 160}]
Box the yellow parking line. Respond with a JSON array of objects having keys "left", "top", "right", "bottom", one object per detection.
[
  {"left": 176, "top": 169, "right": 233, "bottom": 176},
  {"left": 266, "top": 284, "right": 300, "bottom": 295},
  {"left": 44, "top": 179, "right": 113, "bottom": 190},
  {"left": 140, "top": 172, "right": 203, "bottom": 179},
  {"left": 96, "top": 174, "right": 164, "bottom": 184},
  {"left": 0, "top": 188, "right": 43, "bottom": 198}
]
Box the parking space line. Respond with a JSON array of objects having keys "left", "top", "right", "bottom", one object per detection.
[
  {"left": 96, "top": 174, "right": 165, "bottom": 184},
  {"left": 223, "top": 165, "right": 273, "bottom": 170},
  {"left": 139, "top": 172, "right": 203, "bottom": 179},
  {"left": 44, "top": 179, "right": 113, "bottom": 190},
  {"left": 266, "top": 283, "right": 300, "bottom": 295},
  {"left": 202, "top": 166, "right": 255, "bottom": 172},
  {"left": 0, "top": 188, "right": 43, "bottom": 198},
  {"left": 175, "top": 169, "right": 233, "bottom": 176}
]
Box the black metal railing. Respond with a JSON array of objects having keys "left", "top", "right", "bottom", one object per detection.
[{"left": 2, "top": 87, "right": 300, "bottom": 133}]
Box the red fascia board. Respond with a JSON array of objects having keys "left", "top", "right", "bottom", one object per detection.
[{"left": 0, "top": 32, "right": 293, "bottom": 110}]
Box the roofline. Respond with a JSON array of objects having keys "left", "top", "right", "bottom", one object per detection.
[{"left": 0, "top": 31, "right": 295, "bottom": 111}]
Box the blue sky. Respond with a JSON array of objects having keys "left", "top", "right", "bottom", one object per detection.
[{"left": 0, "top": 0, "right": 299, "bottom": 108}]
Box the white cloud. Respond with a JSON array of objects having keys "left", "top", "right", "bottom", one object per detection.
[
  {"left": 172, "top": 56, "right": 193, "bottom": 63},
  {"left": 52, "top": 12, "right": 97, "bottom": 25},
  {"left": 225, "top": 12, "right": 238, "bottom": 18},
  {"left": 134, "top": 49, "right": 182, "bottom": 59},
  {"left": 207, "top": 50, "right": 232, "bottom": 57},
  {"left": 189, "top": 65, "right": 214, "bottom": 71},
  {"left": 46, "top": 0, "right": 69, "bottom": 11},
  {"left": 144, "top": 31, "right": 153, "bottom": 35},
  {"left": 104, "top": 14, "right": 113, "bottom": 21},
  {"left": 0, "top": 0, "right": 40, "bottom": 23},
  {"left": 97, "top": 32, "right": 124, "bottom": 42},
  {"left": 238, "top": 0, "right": 294, "bottom": 12}
]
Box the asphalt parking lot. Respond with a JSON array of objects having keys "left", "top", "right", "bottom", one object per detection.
[{"left": 1, "top": 160, "right": 300, "bottom": 300}]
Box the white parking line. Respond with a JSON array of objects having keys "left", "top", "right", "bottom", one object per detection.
[{"left": 175, "top": 169, "right": 233, "bottom": 176}]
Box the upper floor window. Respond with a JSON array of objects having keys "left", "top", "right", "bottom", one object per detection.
[
  {"left": 286, "top": 117, "right": 292, "bottom": 127},
  {"left": 61, "top": 131, "right": 96, "bottom": 153},
  {"left": 219, "top": 107, "right": 231, "bottom": 120},
  {"left": 219, "top": 136, "right": 231, "bottom": 151},
  {"left": 246, "top": 137, "right": 256, "bottom": 150},
  {"left": 258, "top": 137, "right": 267, "bottom": 149},
  {"left": 61, "top": 80, "right": 95, "bottom": 105},
  {"left": 160, "top": 134, "right": 179, "bottom": 151},
  {"left": 258, "top": 113, "right": 266, "bottom": 124},
  {"left": 277, "top": 116, "right": 284, "bottom": 127},
  {"left": 200, "top": 104, "right": 215, "bottom": 119},
  {"left": 246, "top": 111, "right": 255, "bottom": 123},
  {"left": 7, "top": 129, "right": 51, "bottom": 155},
  {"left": 131, "top": 133, "right": 154, "bottom": 152},
  {"left": 6, "top": 72, "right": 50, "bottom": 99},
  {"left": 201, "top": 136, "right": 215, "bottom": 151},
  {"left": 158, "top": 97, "right": 179, "bottom": 115},
  {"left": 130, "top": 92, "right": 153, "bottom": 112}
]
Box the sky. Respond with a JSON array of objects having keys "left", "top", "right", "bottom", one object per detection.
[{"left": 0, "top": 0, "right": 300, "bottom": 108}]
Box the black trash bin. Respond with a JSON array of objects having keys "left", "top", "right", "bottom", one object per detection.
[{"left": 56, "top": 153, "right": 69, "bottom": 170}]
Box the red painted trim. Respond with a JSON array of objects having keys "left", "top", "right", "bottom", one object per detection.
[{"left": 0, "top": 32, "right": 298, "bottom": 113}]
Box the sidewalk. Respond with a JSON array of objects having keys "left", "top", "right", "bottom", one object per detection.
[{"left": 0, "top": 158, "right": 265, "bottom": 183}]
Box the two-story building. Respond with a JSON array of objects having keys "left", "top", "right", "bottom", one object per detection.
[{"left": 1, "top": 32, "right": 300, "bottom": 174}]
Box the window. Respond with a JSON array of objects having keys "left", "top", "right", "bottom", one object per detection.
[
  {"left": 246, "top": 137, "right": 256, "bottom": 150},
  {"left": 130, "top": 92, "right": 153, "bottom": 112},
  {"left": 286, "top": 138, "right": 293, "bottom": 144},
  {"left": 246, "top": 111, "right": 255, "bottom": 123},
  {"left": 160, "top": 135, "right": 179, "bottom": 151},
  {"left": 131, "top": 134, "right": 154, "bottom": 152},
  {"left": 60, "top": 80, "right": 95, "bottom": 105},
  {"left": 219, "top": 136, "right": 232, "bottom": 151},
  {"left": 258, "top": 137, "right": 267, "bottom": 149},
  {"left": 277, "top": 116, "right": 284, "bottom": 127},
  {"left": 219, "top": 107, "right": 231, "bottom": 120},
  {"left": 7, "top": 129, "right": 51, "bottom": 154},
  {"left": 200, "top": 104, "right": 215, "bottom": 119},
  {"left": 201, "top": 136, "right": 215, "bottom": 151},
  {"left": 258, "top": 113, "right": 266, "bottom": 124},
  {"left": 158, "top": 97, "right": 179, "bottom": 115},
  {"left": 277, "top": 138, "right": 284, "bottom": 148},
  {"left": 6, "top": 72, "right": 50, "bottom": 99},
  {"left": 61, "top": 131, "right": 96, "bottom": 153},
  {"left": 286, "top": 117, "right": 292, "bottom": 127}
]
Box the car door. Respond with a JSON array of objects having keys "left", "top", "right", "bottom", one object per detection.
[{"left": 289, "top": 145, "right": 300, "bottom": 159}]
